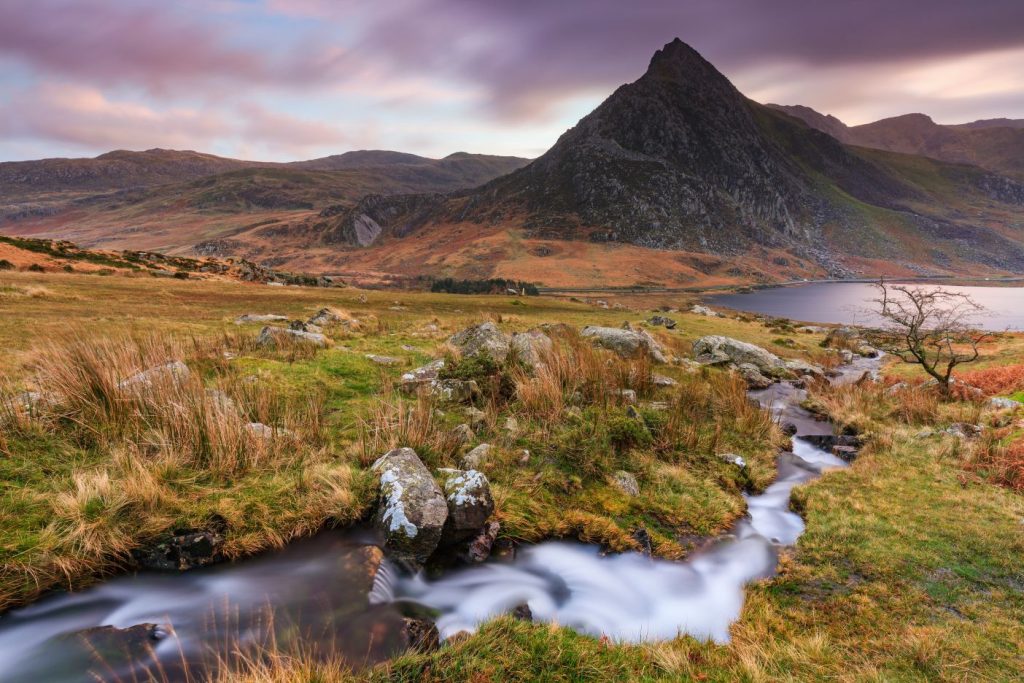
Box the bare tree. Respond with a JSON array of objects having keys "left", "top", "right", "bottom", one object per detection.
[{"left": 870, "top": 280, "right": 991, "bottom": 395}]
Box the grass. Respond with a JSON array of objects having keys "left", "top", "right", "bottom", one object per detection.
[{"left": 2, "top": 270, "right": 1023, "bottom": 680}]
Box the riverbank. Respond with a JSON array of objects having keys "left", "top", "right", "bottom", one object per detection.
[{"left": 1, "top": 271, "right": 1022, "bottom": 680}]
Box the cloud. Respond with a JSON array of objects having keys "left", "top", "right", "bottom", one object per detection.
[{"left": 0, "top": 84, "right": 351, "bottom": 159}]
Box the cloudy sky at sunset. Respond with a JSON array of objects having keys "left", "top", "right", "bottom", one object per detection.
[{"left": 2, "top": 0, "right": 1023, "bottom": 162}]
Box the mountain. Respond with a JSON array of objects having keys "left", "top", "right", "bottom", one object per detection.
[
  {"left": 767, "top": 106, "right": 1024, "bottom": 180},
  {"left": 317, "top": 39, "right": 1024, "bottom": 278}
]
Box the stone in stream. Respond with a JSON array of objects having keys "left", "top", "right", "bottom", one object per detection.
[
  {"left": 464, "top": 520, "right": 501, "bottom": 563},
  {"left": 437, "top": 468, "right": 495, "bottom": 544},
  {"left": 580, "top": 325, "right": 668, "bottom": 363},
  {"left": 736, "top": 362, "right": 773, "bottom": 389},
  {"left": 371, "top": 448, "right": 449, "bottom": 566},
  {"left": 133, "top": 529, "right": 224, "bottom": 571}
]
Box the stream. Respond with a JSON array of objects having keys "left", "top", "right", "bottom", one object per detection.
[{"left": 0, "top": 355, "right": 879, "bottom": 682}]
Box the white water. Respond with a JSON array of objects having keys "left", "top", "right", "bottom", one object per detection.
[{"left": 384, "top": 357, "right": 878, "bottom": 643}]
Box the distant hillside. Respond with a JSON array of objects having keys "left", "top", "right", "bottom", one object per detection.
[
  {"left": 767, "top": 105, "right": 1024, "bottom": 180},
  {"left": 316, "top": 39, "right": 1024, "bottom": 279}
]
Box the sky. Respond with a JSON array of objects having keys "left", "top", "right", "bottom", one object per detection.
[{"left": 2, "top": 0, "right": 1023, "bottom": 162}]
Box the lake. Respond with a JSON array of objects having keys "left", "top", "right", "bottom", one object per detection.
[{"left": 706, "top": 282, "right": 1024, "bottom": 330}]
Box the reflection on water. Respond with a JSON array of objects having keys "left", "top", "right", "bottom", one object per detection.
[{"left": 707, "top": 282, "right": 1024, "bottom": 330}]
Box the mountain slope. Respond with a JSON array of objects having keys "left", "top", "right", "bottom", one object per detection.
[
  {"left": 768, "top": 105, "right": 1024, "bottom": 180},
  {"left": 318, "top": 38, "right": 1024, "bottom": 277}
]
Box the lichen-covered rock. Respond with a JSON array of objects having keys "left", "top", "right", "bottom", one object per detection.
[
  {"left": 580, "top": 325, "right": 667, "bottom": 363},
  {"left": 450, "top": 322, "right": 511, "bottom": 362},
  {"left": 717, "top": 452, "right": 747, "bottom": 468},
  {"left": 118, "top": 361, "right": 190, "bottom": 390},
  {"left": 371, "top": 448, "right": 448, "bottom": 565},
  {"left": 464, "top": 406, "right": 487, "bottom": 431},
  {"left": 307, "top": 307, "right": 349, "bottom": 326},
  {"left": 692, "top": 336, "right": 786, "bottom": 376},
  {"left": 256, "top": 326, "right": 328, "bottom": 348},
  {"left": 510, "top": 329, "right": 553, "bottom": 371},
  {"left": 452, "top": 423, "right": 474, "bottom": 445},
  {"left": 784, "top": 358, "right": 824, "bottom": 378},
  {"left": 651, "top": 373, "right": 678, "bottom": 387},
  {"left": 437, "top": 468, "right": 495, "bottom": 543},
  {"left": 612, "top": 470, "right": 640, "bottom": 496},
  {"left": 366, "top": 354, "right": 401, "bottom": 366}
]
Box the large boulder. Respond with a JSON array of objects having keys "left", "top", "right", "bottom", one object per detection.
[
  {"left": 580, "top": 326, "right": 667, "bottom": 363},
  {"left": 510, "top": 329, "right": 553, "bottom": 371},
  {"left": 450, "top": 322, "right": 511, "bottom": 362},
  {"left": 256, "top": 326, "right": 328, "bottom": 348},
  {"left": 437, "top": 468, "right": 495, "bottom": 543},
  {"left": 693, "top": 336, "right": 786, "bottom": 376},
  {"left": 736, "top": 362, "right": 773, "bottom": 389},
  {"left": 371, "top": 448, "right": 449, "bottom": 565}
]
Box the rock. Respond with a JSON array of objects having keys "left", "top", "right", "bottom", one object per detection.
[
  {"left": 631, "top": 527, "right": 654, "bottom": 556},
  {"left": 736, "top": 362, "right": 773, "bottom": 389},
  {"left": 465, "top": 520, "right": 501, "bottom": 563},
  {"left": 118, "top": 360, "right": 190, "bottom": 390},
  {"left": 461, "top": 443, "right": 492, "bottom": 469},
  {"left": 449, "top": 322, "right": 511, "bottom": 362},
  {"left": 886, "top": 382, "right": 910, "bottom": 394},
  {"left": 915, "top": 428, "right": 936, "bottom": 439},
  {"left": 256, "top": 326, "right": 328, "bottom": 348},
  {"left": 797, "top": 325, "right": 829, "bottom": 334},
  {"left": 518, "top": 449, "right": 530, "bottom": 464},
  {"left": 438, "top": 468, "right": 495, "bottom": 543},
  {"left": 781, "top": 422, "right": 798, "bottom": 436},
  {"left": 784, "top": 358, "right": 824, "bottom": 377},
  {"left": 510, "top": 329, "right": 553, "bottom": 371},
  {"left": 945, "top": 423, "right": 982, "bottom": 439},
  {"left": 612, "top": 470, "right": 640, "bottom": 496},
  {"left": 619, "top": 389, "right": 637, "bottom": 404},
  {"left": 74, "top": 623, "right": 168, "bottom": 663},
  {"left": 510, "top": 603, "right": 533, "bottom": 621},
  {"left": 690, "top": 305, "right": 722, "bottom": 317},
  {"left": 503, "top": 416, "right": 520, "bottom": 434},
  {"left": 625, "top": 404, "right": 643, "bottom": 420},
  {"left": 988, "top": 397, "right": 1020, "bottom": 410},
  {"left": 428, "top": 379, "right": 481, "bottom": 404},
  {"left": 692, "top": 336, "right": 786, "bottom": 376},
  {"left": 718, "top": 452, "right": 746, "bottom": 468},
  {"left": 647, "top": 315, "right": 677, "bottom": 329},
  {"left": 234, "top": 313, "right": 287, "bottom": 324},
  {"left": 371, "top": 448, "right": 449, "bottom": 566},
  {"left": 855, "top": 345, "right": 879, "bottom": 358},
  {"left": 244, "top": 422, "right": 291, "bottom": 438},
  {"left": 838, "top": 350, "right": 855, "bottom": 364},
  {"left": 308, "top": 307, "right": 344, "bottom": 326},
  {"left": 580, "top": 326, "right": 667, "bottom": 363},
  {"left": 832, "top": 445, "right": 859, "bottom": 462},
  {"left": 823, "top": 326, "right": 863, "bottom": 348},
  {"left": 651, "top": 373, "right": 678, "bottom": 387},
  {"left": 645, "top": 400, "right": 670, "bottom": 411},
  {"left": 452, "top": 423, "right": 474, "bottom": 445},
  {"left": 366, "top": 354, "right": 401, "bottom": 366},
  {"left": 401, "top": 617, "right": 440, "bottom": 654},
  {"left": 464, "top": 406, "right": 487, "bottom": 431},
  {"left": 400, "top": 359, "right": 445, "bottom": 392},
  {"left": 133, "top": 529, "right": 223, "bottom": 571}
]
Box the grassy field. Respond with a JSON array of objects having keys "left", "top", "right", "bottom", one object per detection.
[{"left": 1, "top": 270, "right": 1023, "bottom": 681}]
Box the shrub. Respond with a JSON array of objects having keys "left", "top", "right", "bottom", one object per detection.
[
  {"left": 0, "top": 259, "right": 14, "bottom": 270},
  {"left": 27, "top": 263, "right": 45, "bottom": 272}
]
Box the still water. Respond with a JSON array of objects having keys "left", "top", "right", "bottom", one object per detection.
[{"left": 707, "top": 282, "right": 1024, "bottom": 330}]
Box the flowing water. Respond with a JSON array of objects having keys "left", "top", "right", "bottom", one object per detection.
[
  {"left": 0, "top": 357, "right": 879, "bottom": 681},
  {"left": 707, "top": 282, "right": 1024, "bottom": 330}
]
